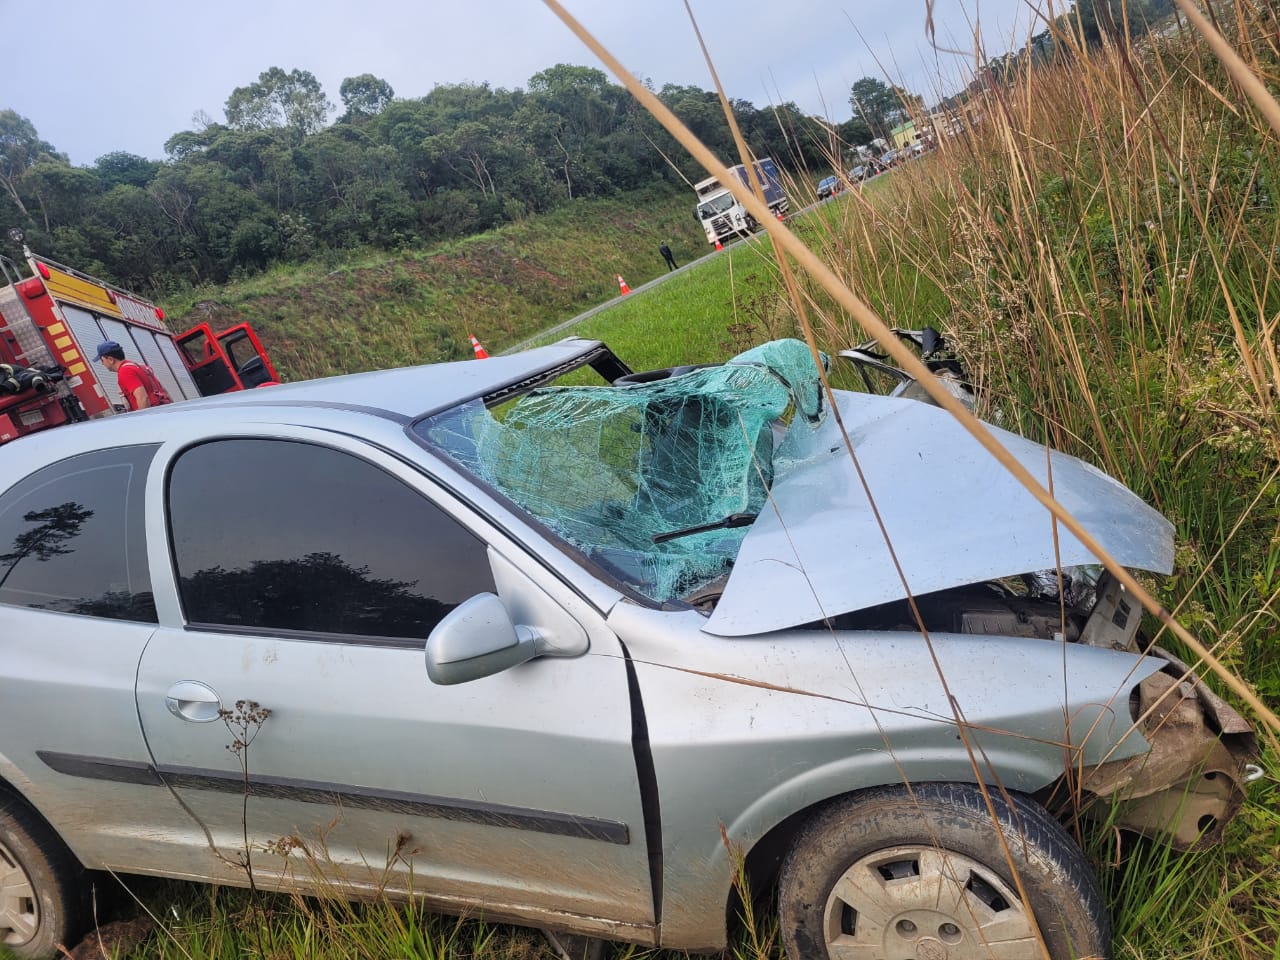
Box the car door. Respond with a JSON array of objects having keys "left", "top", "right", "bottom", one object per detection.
[
  {"left": 134, "top": 430, "right": 655, "bottom": 936},
  {"left": 0, "top": 444, "right": 207, "bottom": 875}
]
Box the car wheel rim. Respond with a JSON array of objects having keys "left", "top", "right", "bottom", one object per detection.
[
  {"left": 822, "top": 845, "right": 1037, "bottom": 959},
  {"left": 0, "top": 837, "right": 39, "bottom": 947}
]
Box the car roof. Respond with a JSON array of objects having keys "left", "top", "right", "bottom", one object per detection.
[
  {"left": 5, "top": 337, "right": 607, "bottom": 465},
  {"left": 199, "top": 336, "right": 604, "bottom": 416}
]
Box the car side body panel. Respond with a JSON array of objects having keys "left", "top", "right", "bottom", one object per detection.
[
  {"left": 608, "top": 603, "right": 1161, "bottom": 949},
  {"left": 0, "top": 611, "right": 209, "bottom": 874}
]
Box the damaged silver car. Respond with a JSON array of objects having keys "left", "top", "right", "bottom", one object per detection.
[{"left": 0, "top": 337, "right": 1258, "bottom": 960}]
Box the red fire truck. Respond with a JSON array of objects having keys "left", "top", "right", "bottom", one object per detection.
[{"left": 0, "top": 245, "right": 279, "bottom": 445}]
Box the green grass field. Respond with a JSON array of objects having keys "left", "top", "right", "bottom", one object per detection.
[{"left": 522, "top": 175, "right": 902, "bottom": 370}]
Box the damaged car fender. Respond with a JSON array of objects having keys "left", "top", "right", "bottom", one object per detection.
[{"left": 607, "top": 602, "right": 1164, "bottom": 947}]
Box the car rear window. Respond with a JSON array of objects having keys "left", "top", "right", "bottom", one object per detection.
[{"left": 0, "top": 445, "right": 159, "bottom": 621}]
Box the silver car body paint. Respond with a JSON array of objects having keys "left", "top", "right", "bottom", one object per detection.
[
  {"left": 169, "top": 337, "right": 611, "bottom": 420},
  {"left": 607, "top": 601, "right": 1162, "bottom": 946},
  {"left": 708, "top": 390, "right": 1175, "bottom": 636},
  {"left": 0, "top": 342, "right": 1233, "bottom": 954},
  {"left": 2, "top": 399, "right": 652, "bottom": 939}
]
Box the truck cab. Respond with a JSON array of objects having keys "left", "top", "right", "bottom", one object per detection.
[{"left": 694, "top": 158, "right": 789, "bottom": 245}]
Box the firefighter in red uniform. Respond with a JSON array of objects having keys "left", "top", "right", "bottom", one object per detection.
[{"left": 94, "top": 341, "right": 172, "bottom": 411}]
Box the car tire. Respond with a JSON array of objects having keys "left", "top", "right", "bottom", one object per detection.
[
  {"left": 0, "top": 796, "right": 87, "bottom": 959},
  {"left": 778, "top": 782, "right": 1108, "bottom": 960}
]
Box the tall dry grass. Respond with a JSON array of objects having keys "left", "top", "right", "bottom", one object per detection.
[
  {"left": 805, "top": 2, "right": 1280, "bottom": 680},
  {"left": 779, "top": 5, "right": 1280, "bottom": 955}
]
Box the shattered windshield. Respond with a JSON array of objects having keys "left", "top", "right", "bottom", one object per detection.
[
  {"left": 698, "top": 193, "right": 736, "bottom": 220},
  {"left": 414, "top": 340, "right": 827, "bottom": 604}
]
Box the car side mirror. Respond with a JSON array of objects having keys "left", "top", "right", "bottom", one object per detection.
[{"left": 426, "top": 593, "right": 538, "bottom": 685}]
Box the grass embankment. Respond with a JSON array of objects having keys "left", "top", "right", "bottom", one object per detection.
[
  {"left": 66, "top": 9, "right": 1280, "bottom": 959},
  {"left": 520, "top": 174, "right": 898, "bottom": 369},
  {"left": 162, "top": 186, "right": 708, "bottom": 381}
]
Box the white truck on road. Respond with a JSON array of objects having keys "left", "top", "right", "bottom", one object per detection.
[{"left": 694, "top": 158, "right": 788, "bottom": 246}]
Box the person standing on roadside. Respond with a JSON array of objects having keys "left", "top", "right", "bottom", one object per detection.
[
  {"left": 659, "top": 242, "right": 678, "bottom": 271},
  {"left": 94, "top": 341, "right": 172, "bottom": 411}
]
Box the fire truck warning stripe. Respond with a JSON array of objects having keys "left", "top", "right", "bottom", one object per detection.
[
  {"left": 54, "top": 336, "right": 72, "bottom": 348},
  {"left": 48, "top": 322, "right": 65, "bottom": 335},
  {"left": 69, "top": 363, "right": 87, "bottom": 375},
  {"left": 63, "top": 349, "right": 81, "bottom": 361}
]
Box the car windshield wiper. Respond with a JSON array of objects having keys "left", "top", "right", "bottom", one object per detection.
[{"left": 652, "top": 512, "right": 758, "bottom": 544}]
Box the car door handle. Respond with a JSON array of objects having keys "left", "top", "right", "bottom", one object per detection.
[{"left": 164, "top": 681, "right": 223, "bottom": 723}]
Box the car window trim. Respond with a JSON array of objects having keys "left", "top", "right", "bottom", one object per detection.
[
  {"left": 189, "top": 399, "right": 412, "bottom": 424},
  {"left": 0, "top": 443, "right": 161, "bottom": 622},
  {"left": 159, "top": 428, "right": 631, "bottom": 635},
  {"left": 314, "top": 429, "right": 611, "bottom": 608},
  {"left": 351, "top": 428, "right": 644, "bottom": 615},
  {"left": 402, "top": 439, "right": 676, "bottom": 612},
  {"left": 407, "top": 404, "right": 697, "bottom": 613},
  {"left": 0, "top": 441, "right": 160, "bottom": 500},
  {"left": 182, "top": 621, "right": 426, "bottom": 648},
  {"left": 413, "top": 343, "right": 630, "bottom": 417}
]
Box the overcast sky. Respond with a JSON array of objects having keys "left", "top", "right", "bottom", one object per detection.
[{"left": 8, "top": 0, "right": 1041, "bottom": 167}]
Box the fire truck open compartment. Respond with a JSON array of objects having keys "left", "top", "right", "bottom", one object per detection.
[{"left": 176, "top": 322, "right": 279, "bottom": 395}]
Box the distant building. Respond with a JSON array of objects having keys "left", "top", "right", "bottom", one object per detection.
[
  {"left": 925, "top": 99, "right": 985, "bottom": 141},
  {"left": 889, "top": 120, "right": 918, "bottom": 150}
]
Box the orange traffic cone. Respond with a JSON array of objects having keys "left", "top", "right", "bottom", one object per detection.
[
  {"left": 616, "top": 274, "right": 631, "bottom": 295},
  {"left": 776, "top": 209, "right": 784, "bottom": 221},
  {"left": 714, "top": 238, "right": 723, "bottom": 251},
  {"left": 469, "top": 334, "right": 489, "bottom": 359}
]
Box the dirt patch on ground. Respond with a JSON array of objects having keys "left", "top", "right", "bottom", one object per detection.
[{"left": 63, "top": 916, "right": 155, "bottom": 959}]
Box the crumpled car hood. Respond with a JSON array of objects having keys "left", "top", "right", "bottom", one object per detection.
[{"left": 705, "top": 391, "right": 1175, "bottom": 636}]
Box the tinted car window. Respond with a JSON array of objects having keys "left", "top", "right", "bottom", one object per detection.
[
  {"left": 0, "top": 445, "right": 158, "bottom": 621},
  {"left": 168, "top": 439, "right": 495, "bottom": 641}
]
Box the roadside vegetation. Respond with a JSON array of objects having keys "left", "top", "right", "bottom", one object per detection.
[
  {"left": 160, "top": 187, "right": 711, "bottom": 379},
  {"left": 0, "top": 68, "right": 868, "bottom": 294},
  {"left": 10, "top": 3, "right": 1280, "bottom": 959}
]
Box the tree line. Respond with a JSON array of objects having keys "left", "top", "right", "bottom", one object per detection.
[
  {"left": 0, "top": 65, "right": 885, "bottom": 294},
  {"left": 0, "top": 0, "right": 1169, "bottom": 297}
]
